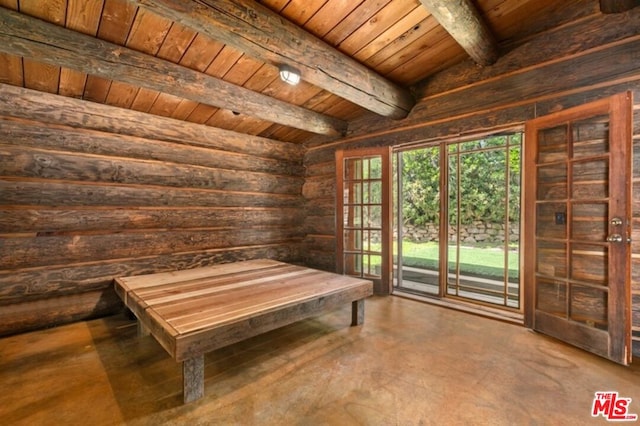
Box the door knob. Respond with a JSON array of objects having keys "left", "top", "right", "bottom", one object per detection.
[{"left": 606, "top": 234, "right": 623, "bottom": 243}]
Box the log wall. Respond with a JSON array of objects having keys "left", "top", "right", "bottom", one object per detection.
[
  {"left": 0, "top": 84, "right": 305, "bottom": 336},
  {"left": 302, "top": 8, "right": 640, "bottom": 357}
]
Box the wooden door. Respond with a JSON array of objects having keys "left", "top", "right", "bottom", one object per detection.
[
  {"left": 336, "top": 148, "right": 392, "bottom": 295},
  {"left": 524, "top": 92, "right": 632, "bottom": 365}
]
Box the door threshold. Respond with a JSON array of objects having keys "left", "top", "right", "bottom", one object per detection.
[{"left": 392, "top": 289, "right": 524, "bottom": 325}]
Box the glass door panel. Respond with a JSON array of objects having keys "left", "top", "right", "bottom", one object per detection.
[
  {"left": 395, "top": 146, "right": 441, "bottom": 296},
  {"left": 337, "top": 148, "right": 391, "bottom": 294},
  {"left": 394, "top": 133, "right": 522, "bottom": 310}
]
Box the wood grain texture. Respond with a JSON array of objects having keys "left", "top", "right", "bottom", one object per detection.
[
  {"left": 0, "top": 84, "right": 304, "bottom": 336},
  {"left": 0, "top": 7, "right": 346, "bottom": 136},
  {"left": 114, "top": 260, "right": 374, "bottom": 374},
  {"left": 0, "top": 244, "right": 301, "bottom": 307},
  {"left": 130, "top": 0, "right": 415, "bottom": 118},
  {"left": 418, "top": 0, "right": 498, "bottom": 65},
  {"left": 0, "top": 84, "right": 303, "bottom": 162}
]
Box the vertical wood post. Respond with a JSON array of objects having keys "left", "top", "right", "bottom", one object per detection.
[
  {"left": 351, "top": 299, "right": 365, "bottom": 326},
  {"left": 183, "top": 356, "right": 204, "bottom": 403}
]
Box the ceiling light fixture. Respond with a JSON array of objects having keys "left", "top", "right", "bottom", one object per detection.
[{"left": 279, "top": 64, "right": 301, "bottom": 85}]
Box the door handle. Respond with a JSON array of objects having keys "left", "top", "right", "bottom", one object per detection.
[{"left": 606, "top": 234, "right": 623, "bottom": 243}]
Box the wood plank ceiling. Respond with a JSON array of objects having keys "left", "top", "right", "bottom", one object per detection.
[{"left": 0, "top": 0, "right": 614, "bottom": 144}]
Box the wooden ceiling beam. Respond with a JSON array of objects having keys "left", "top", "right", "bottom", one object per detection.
[
  {"left": 600, "top": 0, "right": 640, "bottom": 13},
  {"left": 419, "top": 0, "right": 498, "bottom": 66},
  {"left": 130, "top": 0, "right": 415, "bottom": 119},
  {"left": 0, "top": 7, "right": 347, "bottom": 136}
]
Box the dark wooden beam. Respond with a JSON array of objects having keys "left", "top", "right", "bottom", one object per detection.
[
  {"left": 419, "top": 0, "right": 498, "bottom": 66},
  {"left": 0, "top": 7, "right": 346, "bottom": 136},
  {"left": 600, "top": 0, "right": 640, "bottom": 13},
  {"left": 130, "top": 0, "right": 415, "bottom": 119}
]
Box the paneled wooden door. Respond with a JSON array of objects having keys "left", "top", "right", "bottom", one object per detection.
[{"left": 524, "top": 92, "right": 632, "bottom": 365}]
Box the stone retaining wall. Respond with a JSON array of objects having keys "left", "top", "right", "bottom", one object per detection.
[{"left": 402, "top": 222, "right": 520, "bottom": 244}]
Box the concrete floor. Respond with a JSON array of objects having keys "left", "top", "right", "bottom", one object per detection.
[{"left": 1, "top": 295, "right": 638, "bottom": 425}]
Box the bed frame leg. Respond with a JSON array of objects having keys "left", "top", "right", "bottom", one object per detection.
[
  {"left": 137, "top": 321, "right": 150, "bottom": 337},
  {"left": 183, "top": 355, "right": 204, "bottom": 403},
  {"left": 351, "top": 299, "right": 364, "bottom": 326}
]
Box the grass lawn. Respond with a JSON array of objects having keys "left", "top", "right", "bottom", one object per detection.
[{"left": 396, "top": 241, "right": 519, "bottom": 281}]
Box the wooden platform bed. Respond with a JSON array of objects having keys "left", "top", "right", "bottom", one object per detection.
[{"left": 114, "top": 259, "right": 373, "bottom": 403}]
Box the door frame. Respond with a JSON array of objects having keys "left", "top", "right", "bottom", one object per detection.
[{"left": 336, "top": 147, "right": 393, "bottom": 295}]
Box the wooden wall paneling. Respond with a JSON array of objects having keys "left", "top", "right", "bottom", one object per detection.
[
  {"left": 412, "top": 38, "right": 640, "bottom": 121},
  {"left": 0, "top": 244, "right": 301, "bottom": 306},
  {"left": 0, "top": 82, "right": 305, "bottom": 335},
  {"left": 0, "top": 84, "right": 304, "bottom": 162},
  {"left": 417, "top": 7, "right": 640, "bottom": 98},
  {"left": 0, "top": 146, "right": 302, "bottom": 194},
  {"left": 484, "top": 0, "right": 598, "bottom": 42},
  {"left": 0, "top": 179, "right": 300, "bottom": 208},
  {"left": 1, "top": 228, "right": 302, "bottom": 270},
  {"left": 0, "top": 206, "right": 302, "bottom": 234},
  {"left": 0, "top": 289, "right": 123, "bottom": 336},
  {"left": 0, "top": 243, "right": 302, "bottom": 335}
]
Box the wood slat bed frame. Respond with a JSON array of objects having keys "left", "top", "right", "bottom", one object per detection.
[{"left": 114, "top": 259, "right": 373, "bottom": 403}]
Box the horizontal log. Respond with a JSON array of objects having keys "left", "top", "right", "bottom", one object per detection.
[
  {"left": 302, "top": 249, "right": 336, "bottom": 273},
  {"left": 319, "top": 83, "right": 640, "bottom": 157},
  {"left": 411, "top": 38, "right": 640, "bottom": 126},
  {"left": 304, "top": 147, "right": 338, "bottom": 167},
  {"left": 0, "top": 119, "right": 303, "bottom": 176},
  {"left": 1, "top": 145, "right": 303, "bottom": 195},
  {"left": 0, "top": 289, "right": 122, "bottom": 337},
  {"left": 0, "top": 179, "right": 301, "bottom": 208},
  {"left": 304, "top": 161, "right": 335, "bottom": 178},
  {"left": 0, "top": 228, "right": 303, "bottom": 269},
  {"left": 0, "top": 244, "right": 302, "bottom": 305},
  {"left": 347, "top": 34, "right": 640, "bottom": 145},
  {"left": 305, "top": 199, "right": 335, "bottom": 217},
  {"left": 132, "top": 0, "right": 414, "bottom": 119},
  {"left": 305, "top": 215, "right": 335, "bottom": 236},
  {"left": 0, "top": 84, "right": 303, "bottom": 162},
  {"left": 0, "top": 206, "right": 302, "bottom": 233},
  {"left": 302, "top": 178, "right": 336, "bottom": 200},
  {"left": 0, "top": 7, "right": 346, "bottom": 136},
  {"left": 417, "top": 5, "right": 640, "bottom": 97},
  {"left": 304, "top": 235, "right": 336, "bottom": 259},
  {"left": 600, "top": 0, "right": 639, "bottom": 13}
]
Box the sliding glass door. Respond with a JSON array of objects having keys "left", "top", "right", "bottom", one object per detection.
[{"left": 395, "top": 133, "right": 522, "bottom": 311}]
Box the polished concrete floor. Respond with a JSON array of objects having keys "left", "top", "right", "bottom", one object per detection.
[{"left": 1, "top": 295, "right": 638, "bottom": 425}]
